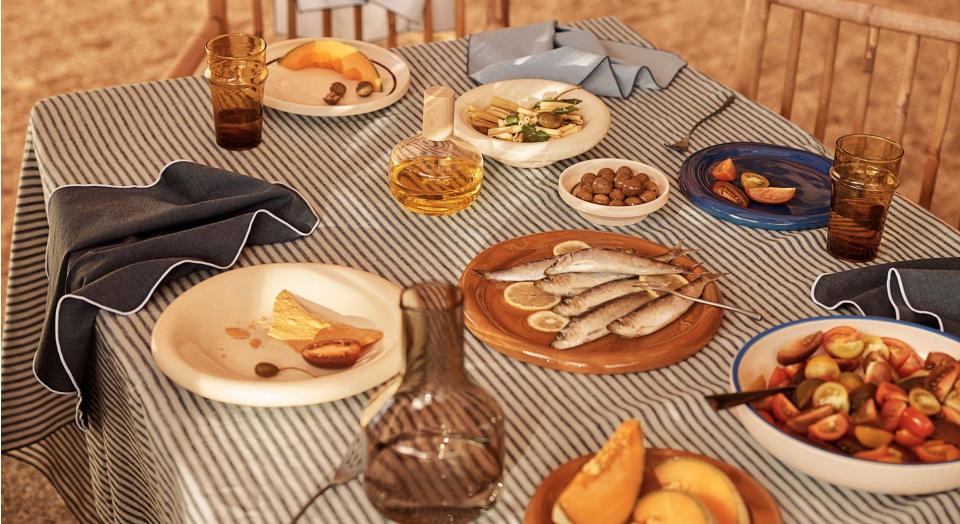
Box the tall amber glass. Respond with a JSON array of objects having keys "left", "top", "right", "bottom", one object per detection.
[
  {"left": 363, "top": 282, "right": 505, "bottom": 523},
  {"left": 827, "top": 134, "right": 903, "bottom": 262},
  {"left": 204, "top": 34, "right": 268, "bottom": 150}
]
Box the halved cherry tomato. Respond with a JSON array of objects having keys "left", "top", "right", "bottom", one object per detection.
[
  {"left": 823, "top": 326, "right": 859, "bottom": 347},
  {"left": 908, "top": 387, "right": 942, "bottom": 416},
  {"left": 757, "top": 409, "right": 776, "bottom": 426},
  {"left": 812, "top": 381, "right": 850, "bottom": 413},
  {"left": 880, "top": 399, "right": 907, "bottom": 432},
  {"left": 854, "top": 445, "right": 904, "bottom": 463},
  {"left": 894, "top": 428, "right": 925, "bottom": 447},
  {"left": 784, "top": 362, "right": 804, "bottom": 380},
  {"left": 875, "top": 382, "right": 908, "bottom": 405},
  {"left": 768, "top": 366, "right": 790, "bottom": 388},
  {"left": 823, "top": 326, "right": 863, "bottom": 359},
  {"left": 884, "top": 337, "right": 915, "bottom": 369},
  {"left": 897, "top": 352, "right": 925, "bottom": 378},
  {"left": 861, "top": 336, "right": 889, "bottom": 360},
  {"left": 854, "top": 425, "right": 894, "bottom": 448},
  {"left": 899, "top": 407, "right": 934, "bottom": 438},
  {"left": 740, "top": 172, "right": 769, "bottom": 189},
  {"left": 913, "top": 440, "right": 960, "bottom": 463},
  {"left": 805, "top": 355, "right": 841, "bottom": 382},
  {"left": 808, "top": 413, "right": 849, "bottom": 441},
  {"left": 772, "top": 393, "right": 799, "bottom": 422},
  {"left": 710, "top": 158, "right": 737, "bottom": 182}
]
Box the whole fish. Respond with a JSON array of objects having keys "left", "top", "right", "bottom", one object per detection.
[
  {"left": 553, "top": 275, "right": 689, "bottom": 317},
  {"left": 545, "top": 248, "right": 687, "bottom": 277},
  {"left": 608, "top": 273, "right": 723, "bottom": 338},
  {"left": 477, "top": 256, "right": 557, "bottom": 282},
  {"left": 551, "top": 292, "right": 658, "bottom": 349},
  {"left": 535, "top": 272, "right": 631, "bottom": 297}
]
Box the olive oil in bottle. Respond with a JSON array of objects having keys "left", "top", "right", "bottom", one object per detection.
[{"left": 388, "top": 86, "right": 484, "bottom": 216}]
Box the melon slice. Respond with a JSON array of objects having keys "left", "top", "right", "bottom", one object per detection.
[
  {"left": 278, "top": 40, "right": 383, "bottom": 92},
  {"left": 652, "top": 458, "right": 750, "bottom": 524},
  {"left": 553, "top": 419, "right": 645, "bottom": 524},
  {"left": 631, "top": 489, "right": 718, "bottom": 524}
]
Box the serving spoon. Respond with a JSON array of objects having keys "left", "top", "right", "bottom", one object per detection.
[{"left": 705, "top": 386, "right": 796, "bottom": 411}]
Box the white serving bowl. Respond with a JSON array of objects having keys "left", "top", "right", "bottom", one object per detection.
[
  {"left": 730, "top": 316, "right": 960, "bottom": 495},
  {"left": 557, "top": 158, "right": 670, "bottom": 226},
  {"left": 453, "top": 79, "right": 610, "bottom": 168}
]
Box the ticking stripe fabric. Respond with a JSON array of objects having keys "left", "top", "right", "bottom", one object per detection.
[{"left": 3, "top": 17, "right": 959, "bottom": 524}]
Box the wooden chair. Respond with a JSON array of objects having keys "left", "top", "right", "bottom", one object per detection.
[
  {"left": 734, "top": 0, "right": 960, "bottom": 216},
  {"left": 168, "top": 0, "right": 509, "bottom": 78}
]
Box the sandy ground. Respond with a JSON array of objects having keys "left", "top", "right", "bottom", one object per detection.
[{"left": 2, "top": 1, "right": 958, "bottom": 522}]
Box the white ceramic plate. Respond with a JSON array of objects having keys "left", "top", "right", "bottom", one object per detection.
[
  {"left": 557, "top": 158, "right": 670, "bottom": 226},
  {"left": 151, "top": 263, "right": 402, "bottom": 407},
  {"left": 731, "top": 316, "right": 960, "bottom": 495},
  {"left": 453, "top": 79, "right": 610, "bottom": 168},
  {"left": 263, "top": 38, "right": 411, "bottom": 117}
]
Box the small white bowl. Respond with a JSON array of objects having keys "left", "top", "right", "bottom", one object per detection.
[
  {"left": 557, "top": 158, "right": 670, "bottom": 226},
  {"left": 731, "top": 316, "right": 960, "bottom": 495},
  {"left": 453, "top": 79, "right": 610, "bottom": 168}
]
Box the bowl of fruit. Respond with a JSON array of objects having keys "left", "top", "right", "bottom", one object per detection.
[{"left": 730, "top": 317, "right": 960, "bottom": 495}]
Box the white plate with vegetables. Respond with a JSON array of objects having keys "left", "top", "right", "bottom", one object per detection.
[{"left": 454, "top": 79, "right": 610, "bottom": 168}]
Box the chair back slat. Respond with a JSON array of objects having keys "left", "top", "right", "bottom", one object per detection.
[
  {"left": 353, "top": 5, "right": 363, "bottom": 40},
  {"left": 892, "top": 34, "right": 920, "bottom": 144},
  {"left": 322, "top": 8, "right": 332, "bottom": 37},
  {"left": 920, "top": 42, "right": 959, "bottom": 209},
  {"left": 852, "top": 26, "right": 880, "bottom": 133},
  {"left": 776, "top": 0, "right": 960, "bottom": 44},
  {"left": 251, "top": 0, "right": 264, "bottom": 37},
  {"left": 423, "top": 0, "right": 434, "bottom": 42},
  {"left": 813, "top": 18, "right": 840, "bottom": 142},
  {"left": 780, "top": 9, "right": 805, "bottom": 118},
  {"left": 386, "top": 10, "right": 398, "bottom": 48},
  {"left": 455, "top": 0, "right": 466, "bottom": 38},
  {"left": 286, "top": 0, "right": 297, "bottom": 38},
  {"left": 734, "top": 0, "right": 771, "bottom": 99}
]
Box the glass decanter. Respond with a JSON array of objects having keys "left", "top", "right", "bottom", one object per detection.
[
  {"left": 388, "top": 86, "right": 484, "bottom": 216},
  {"left": 363, "top": 282, "right": 505, "bottom": 523}
]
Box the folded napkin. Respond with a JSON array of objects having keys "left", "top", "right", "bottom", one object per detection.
[
  {"left": 36, "top": 161, "right": 318, "bottom": 428},
  {"left": 811, "top": 258, "right": 960, "bottom": 336},
  {"left": 468, "top": 21, "right": 686, "bottom": 98}
]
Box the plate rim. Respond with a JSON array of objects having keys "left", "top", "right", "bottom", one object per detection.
[
  {"left": 522, "top": 447, "right": 783, "bottom": 524},
  {"left": 263, "top": 37, "right": 412, "bottom": 117},
  {"left": 678, "top": 142, "right": 832, "bottom": 231},
  {"left": 459, "top": 230, "right": 723, "bottom": 374},
  {"left": 150, "top": 262, "right": 402, "bottom": 407}
]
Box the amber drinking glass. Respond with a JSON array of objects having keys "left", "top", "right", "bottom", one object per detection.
[
  {"left": 827, "top": 134, "right": 903, "bottom": 262},
  {"left": 204, "top": 34, "right": 268, "bottom": 150},
  {"left": 363, "top": 282, "right": 505, "bottom": 524}
]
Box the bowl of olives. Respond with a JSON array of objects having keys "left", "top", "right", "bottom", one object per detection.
[{"left": 557, "top": 158, "right": 670, "bottom": 226}]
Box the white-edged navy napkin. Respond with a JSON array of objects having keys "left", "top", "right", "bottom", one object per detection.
[{"left": 467, "top": 21, "right": 686, "bottom": 98}]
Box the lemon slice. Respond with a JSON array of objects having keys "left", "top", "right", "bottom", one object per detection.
[
  {"left": 503, "top": 282, "right": 561, "bottom": 311},
  {"left": 552, "top": 240, "right": 591, "bottom": 256},
  {"left": 527, "top": 311, "right": 569, "bottom": 332}
]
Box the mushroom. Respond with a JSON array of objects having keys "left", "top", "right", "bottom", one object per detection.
[{"left": 536, "top": 111, "right": 563, "bottom": 129}]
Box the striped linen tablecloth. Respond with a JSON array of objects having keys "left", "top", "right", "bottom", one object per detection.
[{"left": 3, "top": 17, "right": 959, "bottom": 524}]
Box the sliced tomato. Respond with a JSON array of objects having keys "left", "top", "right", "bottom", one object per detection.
[
  {"left": 880, "top": 399, "right": 907, "bottom": 432},
  {"left": 772, "top": 393, "right": 799, "bottom": 422},
  {"left": 710, "top": 158, "right": 737, "bottom": 182},
  {"left": 894, "top": 428, "right": 926, "bottom": 447},
  {"left": 824, "top": 326, "right": 859, "bottom": 346},
  {"left": 897, "top": 352, "right": 925, "bottom": 378},
  {"left": 883, "top": 337, "right": 915, "bottom": 369},
  {"left": 740, "top": 172, "right": 769, "bottom": 189},
  {"left": 875, "top": 382, "right": 908, "bottom": 405},
  {"left": 768, "top": 366, "right": 790, "bottom": 388},
  {"left": 823, "top": 326, "right": 863, "bottom": 359},
  {"left": 812, "top": 381, "right": 850, "bottom": 413},
  {"left": 908, "top": 387, "right": 942, "bottom": 416},
  {"left": 913, "top": 440, "right": 960, "bottom": 463},
  {"left": 805, "top": 355, "right": 841, "bottom": 382},
  {"left": 899, "top": 407, "right": 934, "bottom": 438},
  {"left": 809, "top": 413, "right": 850, "bottom": 441},
  {"left": 854, "top": 425, "right": 894, "bottom": 448},
  {"left": 757, "top": 409, "right": 776, "bottom": 426},
  {"left": 854, "top": 445, "right": 904, "bottom": 464},
  {"left": 783, "top": 362, "right": 804, "bottom": 380}
]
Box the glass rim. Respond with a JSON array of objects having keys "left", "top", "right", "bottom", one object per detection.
[
  {"left": 829, "top": 164, "right": 902, "bottom": 192},
  {"left": 205, "top": 33, "right": 266, "bottom": 60},
  {"left": 834, "top": 133, "right": 904, "bottom": 163}
]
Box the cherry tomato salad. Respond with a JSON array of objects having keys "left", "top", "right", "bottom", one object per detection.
[{"left": 748, "top": 326, "right": 960, "bottom": 464}]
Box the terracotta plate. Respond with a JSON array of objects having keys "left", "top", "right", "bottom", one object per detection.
[
  {"left": 459, "top": 231, "right": 723, "bottom": 374},
  {"left": 524, "top": 448, "right": 782, "bottom": 524}
]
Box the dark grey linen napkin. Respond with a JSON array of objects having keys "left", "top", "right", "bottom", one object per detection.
[
  {"left": 36, "top": 160, "right": 318, "bottom": 427},
  {"left": 811, "top": 258, "right": 960, "bottom": 336},
  {"left": 468, "top": 21, "right": 686, "bottom": 98}
]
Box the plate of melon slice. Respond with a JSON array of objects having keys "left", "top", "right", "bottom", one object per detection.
[
  {"left": 525, "top": 420, "right": 781, "bottom": 524},
  {"left": 264, "top": 38, "right": 411, "bottom": 117}
]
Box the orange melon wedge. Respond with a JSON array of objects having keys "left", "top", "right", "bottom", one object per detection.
[
  {"left": 279, "top": 40, "right": 383, "bottom": 92},
  {"left": 632, "top": 489, "right": 718, "bottom": 524},
  {"left": 553, "top": 419, "right": 646, "bottom": 524},
  {"left": 652, "top": 457, "right": 750, "bottom": 524}
]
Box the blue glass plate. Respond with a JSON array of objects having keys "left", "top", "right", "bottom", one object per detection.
[{"left": 679, "top": 143, "right": 832, "bottom": 230}]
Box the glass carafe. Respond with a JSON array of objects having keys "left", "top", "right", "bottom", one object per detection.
[{"left": 363, "top": 282, "right": 505, "bottom": 523}]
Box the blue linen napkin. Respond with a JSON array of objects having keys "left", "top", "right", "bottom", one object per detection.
[
  {"left": 811, "top": 258, "right": 960, "bottom": 336},
  {"left": 36, "top": 161, "right": 319, "bottom": 428},
  {"left": 467, "top": 21, "right": 686, "bottom": 98}
]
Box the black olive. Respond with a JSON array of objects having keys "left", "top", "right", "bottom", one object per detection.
[
  {"left": 330, "top": 82, "right": 347, "bottom": 96},
  {"left": 356, "top": 81, "right": 374, "bottom": 97},
  {"left": 255, "top": 362, "right": 280, "bottom": 378}
]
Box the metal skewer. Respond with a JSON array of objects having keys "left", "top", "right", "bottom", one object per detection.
[{"left": 640, "top": 283, "right": 764, "bottom": 321}]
